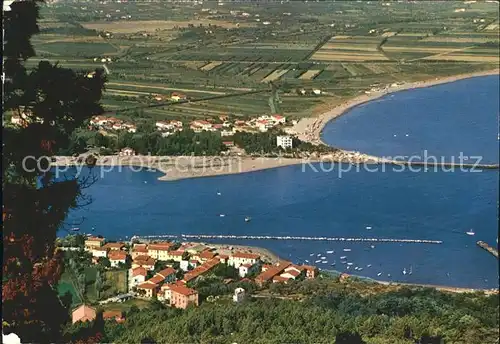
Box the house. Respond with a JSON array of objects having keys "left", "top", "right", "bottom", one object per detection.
[
  {"left": 228, "top": 252, "right": 261, "bottom": 268},
  {"left": 238, "top": 263, "right": 259, "bottom": 278},
  {"left": 132, "top": 255, "right": 156, "bottom": 270},
  {"left": 169, "top": 285, "right": 199, "bottom": 309},
  {"left": 183, "top": 258, "right": 220, "bottom": 283},
  {"left": 123, "top": 123, "right": 137, "bottom": 133},
  {"left": 272, "top": 275, "right": 290, "bottom": 283},
  {"left": 255, "top": 119, "right": 273, "bottom": 132},
  {"left": 147, "top": 242, "right": 174, "bottom": 261},
  {"left": 156, "top": 267, "right": 176, "bottom": 283},
  {"left": 271, "top": 114, "right": 286, "bottom": 124},
  {"left": 108, "top": 250, "right": 127, "bottom": 267},
  {"left": 129, "top": 267, "right": 147, "bottom": 288},
  {"left": 85, "top": 237, "right": 105, "bottom": 251},
  {"left": 131, "top": 245, "right": 149, "bottom": 259},
  {"left": 156, "top": 121, "right": 175, "bottom": 131},
  {"left": 102, "top": 242, "right": 125, "bottom": 251},
  {"left": 91, "top": 247, "right": 109, "bottom": 258},
  {"left": 339, "top": 273, "right": 350, "bottom": 282},
  {"left": 137, "top": 282, "right": 158, "bottom": 298},
  {"left": 193, "top": 249, "right": 217, "bottom": 263},
  {"left": 302, "top": 265, "right": 319, "bottom": 279},
  {"left": 119, "top": 147, "right": 136, "bottom": 156},
  {"left": 171, "top": 92, "right": 187, "bottom": 101},
  {"left": 165, "top": 250, "right": 184, "bottom": 262},
  {"left": 220, "top": 130, "right": 234, "bottom": 137},
  {"left": 146, "top": 274, "right": 165, "bottom": 285},
  {"left": 233, "top": 287, "right": 245, "bottom": 303},
  {"left": 277, "top": 135, "right": 293, "bottom": 149},
  {"left": 190, "top": 120, "right": 213, "bottom": 131},
  {"left": 280, "top": 265, "right": 305, "bottom": 280},
  {"left": 103, "top": 310, "right": 125, "bottom": 323},
  {"left": 72, "top": 305, "right": 96, "bottom": 324},
  {"left": 217, "top": 254, "right": 229, "bottom": 264},
  {"left": 158, "top": 281, "right": 185, "bottom": 302},
  {"left": 255, "top": 261, "right": 291, "bottom": 286}
]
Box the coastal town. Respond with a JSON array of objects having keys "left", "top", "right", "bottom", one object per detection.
[{"left": 64, "top": 235, "right": 321, "bottom": 325}]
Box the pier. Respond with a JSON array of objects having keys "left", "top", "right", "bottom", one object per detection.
[
  {"left": 132, "top": 234, "right": 442, "bottom": 245},
  {"left": 477, "top": 241, "right": 498, "bottom": 258}
]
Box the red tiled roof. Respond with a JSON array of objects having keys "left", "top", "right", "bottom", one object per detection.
[
  {"left": 168, "top": 250, "right": 184, "bottom": 256},
  {"left": 131, "top": 267, "right": 147, "bottom": 277},
  {"left": 256, "top": 262, "right": 290, "bottom": 282},
  {"left": 134, "top": 256, "right": 155, "bottom": 266},
  {"left": 231, "top": 252, "right": 260, "bottom": 260},
  {"left": 158, "top": 267, "right": 176, "bottom": 278},
  {"left": 103, "top": 242, "right": 125, "bottom": 249},
  {"left": 138, "top": 282, "right": 158, "bottom": 289},
  {"left": 133, "top": 247, "right": 148, "bottom": 253},
  {"left": 282, "top": 269, "right": 301, "bottom": 278},
  {"left": 199, "top": 250, "right": 216, "bottom": 259},
  {"left": 103, "top": 310, "right": 124, "bottom": 320},
  {"left": 170, "top": 285, "right": 197, "bottom": 297},
  {"left": 147, "top": 275, "right": 165, "bottom": 284},
  {"left": 108, "top": 251, "right": 127, "bottom": 261},
  {"left": 273, "top": 275, "right": 290, "bottom": 282},
  {"left": 218, "top": 254, "right": 229, "bottom": 259},
  {"left": 272, "top": 114, "right": 284, "bottom": 119},
  {"left": 148, "top": 242, "right": 173, "bottom": 251},
  {"left": 302, "top": 265, "right": 318, "bottom": 272}
]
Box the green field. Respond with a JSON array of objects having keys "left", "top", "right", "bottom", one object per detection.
[{"left": 28, "top": 0, "right": 498, "bottom": 122}]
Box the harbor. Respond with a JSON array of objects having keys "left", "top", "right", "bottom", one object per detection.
[
  {"left": 131, "top": 234, "right": 443, "bottom": 244},
  {"left": 477, "top": 240, "right": 498, "bottom": 258}
]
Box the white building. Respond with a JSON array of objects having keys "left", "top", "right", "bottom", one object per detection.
[
  {"left": 129, "top": 267, "right": 147, "bottom": 289},
  {"left": 92, "top": 248, "right": 108, "bottom": 258},
  {"left": 233, "top": 287, "right": 245, "bottom": 303},
  {"left": 228, "top": 252, "right": 260, "bottom": 269},
  {"left": 277, "top": 136, "right": 293, "bottom": 149},
  {"left": 238, "top": 263, "right": 259, "bottom": 278}
]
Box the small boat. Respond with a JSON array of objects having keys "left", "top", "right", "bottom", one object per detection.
[
  {"left": 317, "top": 254, "right": 321, "bottom": 257},
  {"left": 320, "top": 256, "right": 326, "bottom": 260},
  {"left": 346, "top": 266, "right": 350, "bottom": 270},
  {"left": 315, "top": 259, "right": 321, "bottom": 263},
  {"left": 402, "top": 268, "right": 407, "bottom": 275},
  {"left": 347, "top": 262, "right": 353, "bottom": 266},
  {"left": 244, "top": 217, "right": 251, "bottom": 222},
  {"left": 466, "top": 230, "right": 475, "bottom": 236},
  {"left": 217, "top": 192, "right": 221, "bottom": 196},
  {"left": 341, "top": 261, "right": 347, "bottom": 264},
  {"left": 354, "top": 267, "right": 359, "bottom": 270},
  {"left": 219, "top": 214, "right": 225, "bottom": 217},
  {"left": 377, "top": 272, "right": 382, "bottom": 276},
  {"left": 357, "top": 267, "right": 363, "bottom": 271},
  {"left": 305, "top": 260, "right": 309, "bottom": 263},
  {"left": 340, "top": 256, "right": 347, "bottom": 260},
  {"left": 387, "top": 274, "right": 391, "bottom": 277},
  {"left": 370, "top": 245, "right": 375, "bottom": 249},
  {"left": 144, "top": 181, "right": 147, "bottom": 184},
  {"left": 367, "top": 264, "right": 372, "bottom": 268},
  {"left": 322, "top": 261, "right": 328, "bottom": 264},
  {"left": 331, "top": 261, "right": 336, "bottom": 266},
  {"left": 409, "top": 265, "right": 413, "bottom": 275},
  {"left": 309, "top": 253, "right": 314, "bottom": 256},
  {"left": 326, "top": 250, "right": 334, "bottom": 254},
  {"left": 343, "top": 248, "right": 351, "bottom": 252},
  {"left": 366, "top": 226, "right": 372, "bottom": 230},
  {"left": 71, "top": 227, "right": 80, "bottom": 232}
]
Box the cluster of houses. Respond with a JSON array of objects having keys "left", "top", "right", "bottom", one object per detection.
[
  {"left": 90, "top": 116, "right": 137, "bottom": 133},
  {"left": 82, "top": 236, "right": 319, "bottom": 311}
]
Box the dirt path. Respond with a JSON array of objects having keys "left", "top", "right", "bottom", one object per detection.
[{"left": 106, "top": 82, "right": 226, "bottom": 95}]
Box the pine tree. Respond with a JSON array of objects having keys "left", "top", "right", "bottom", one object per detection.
[{"left": 2, "top": 1, "right": 106, "bottom": 342}]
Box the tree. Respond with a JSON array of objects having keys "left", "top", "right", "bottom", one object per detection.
[
  {"left": 95, "top": 271, "right": 103, "bottom": 300},
  {"left": 2, "top": 1, "right": 106, "bottom": 342}
]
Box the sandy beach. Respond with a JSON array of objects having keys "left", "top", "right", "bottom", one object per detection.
[
  {"left": 292, "top": 69, "right": 500, "bottom": 144},
  {"left": 52, "top": 150, "right": 380, "bottom": 182}
]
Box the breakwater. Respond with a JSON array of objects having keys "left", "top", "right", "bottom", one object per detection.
[
  {"left": 132, "top": 234, "right": 442, "bottom": 244},
  {"left": 477, "top": 241, "right": 498, "bottom": 258}
]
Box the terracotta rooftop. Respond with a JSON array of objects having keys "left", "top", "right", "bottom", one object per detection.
[
  {"left": 157, "top": 267, "right": 176, "bottom": 278},
  {"left": 131, "top": 267, "right": 147, "bottom": 277},
  {"left": 138, "top": 282, "right": 158, "bottom": 289},
  {"left": 147, "top": 275, "right": 165, "bottom": 285},
  {"left": 86, "top": 237, "right": 105, "bottom": 242},
  {"left": 103, "top": 310, "right": 124, "bottom": 320},
  {"left": 72, "top": 305, "right": 96, "bottom": 324},
  {"left": 273, "top": 275, "right": 290, "bottom": 283},
  {"left": 169, "top": 284, "right": 197, "bottom": 297},
  {"left": 102, "top": 242, "right": 125, "bottom": 249},
  {"left": 148, "top": 242, "right": 173, "bottom": 251},
  {"left": 199, "top": 250, "right": 217, "bottom": 259},
  {"left": 108, "top": 251, "right": 127, "bottom": 261}
]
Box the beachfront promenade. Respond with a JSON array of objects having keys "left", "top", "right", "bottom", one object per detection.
[{"left": 133, "top": 234, "right": 443, "bottom": 244}]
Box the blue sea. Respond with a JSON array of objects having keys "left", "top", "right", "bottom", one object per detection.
[{"left": 63, "top": 75, "right": 499, "bottom": 289}]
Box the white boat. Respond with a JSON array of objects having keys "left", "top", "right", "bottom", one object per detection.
[
  {"left": 341, "top": 261, "right": 347, "bottom": 264},
  {"left": 320, "top": 256, "right": 326, "bottom": 260},
  {"left": 387, "top": 274, "right": 391, "bottom": 277},
  {"left": 366, "top": 226, "right": 372, "bottom": 230},
  {"left": 466, "top": 230, "right": 475, "bottom": 236},
  {"left": 402, "top": 268, "right": 407, "bottom": 275},
  {"left": 358, "top": 267, "right": 363, "bottom": 271},
  {"left": 315, "top": 260, "right": 321, "bottom": 263},
  {"left": 340, "top": 256, "right": 347, "bottom": 260},
  {"left": 322, "top": 261, "right": 328, "bottom": 264},
  {"left": 346, "top": 266, "right": 350, "bottom": 270},
  {"left": 370, "top": 245, "right": 375, "bottom": 249},
  {"left": 347, "top": 262, "right": 353, "bottom": 266},
  {"left": 309, "top": 253, "right": 314, "bottom": 256},
  {"left": 317, "top": 254, "right": 321, "bottom": 257},
  {"left": 217, "top": 192, "right": 221, "bottom": 195},
  {"left": 377, "top": 272, "right": 382, "bottom": 276},
  {"left": 343, "top": 248, "right": 351, "bottom": 252},
  {"left": 409, "top": 265, "right": 413, "bottom": 275},
  {"left": 70, "top": 227, "right": 80, "bottom": 232},
  {"left": 367, "top": 264, "right": 372, "bottom": 268},
  {"left": 326, "top": 250, "right": 334, "bottom": 254},
  {"left": 244, "top": 217, "right": 251, "bottom": 222},
  {"left": 354, "top": 267, "right": 359, "bottom": 270},
  {"left": 331, "top": 261, "right": 336, "bottom": 266},
  {"left": 219, "top": 214, "right": 225, "bottom": 217},
  {"left": 305, "top": 260, "right": 309, "bottom": 263}
]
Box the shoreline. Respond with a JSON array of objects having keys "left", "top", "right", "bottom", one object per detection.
[{"left": 293, "top": 68, "right": 500, "bottom": 145}]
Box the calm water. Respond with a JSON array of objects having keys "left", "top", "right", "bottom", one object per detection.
[{"left": 63, "top": 76, "right": 499, "bottom": 289}]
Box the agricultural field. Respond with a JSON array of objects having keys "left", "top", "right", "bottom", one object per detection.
[
  {"left": 26, "top": 0, "right": 498, "bottom": 122},
  {"left": 311, "top": 36, "right": 389, "bottom": 62}
]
